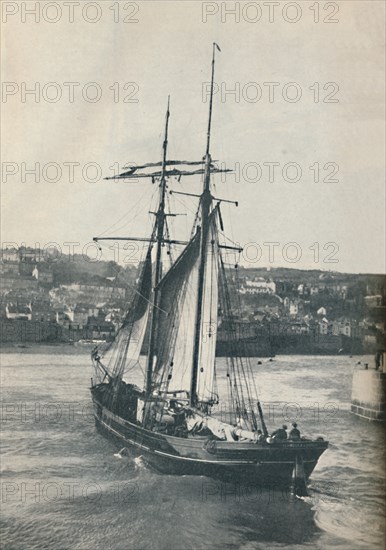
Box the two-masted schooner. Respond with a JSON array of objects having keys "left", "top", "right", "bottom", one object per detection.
[{"left": 90, "top": 45, "right": 328, "bottom": 496}]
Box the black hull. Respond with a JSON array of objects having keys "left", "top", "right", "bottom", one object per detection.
[{"left": 91, "top": 393, "right": 328, "bottom": 493}]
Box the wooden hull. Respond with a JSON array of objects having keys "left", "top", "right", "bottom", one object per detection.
[{"left": 91, "top": 394, "right": 328, "bottom": 492}]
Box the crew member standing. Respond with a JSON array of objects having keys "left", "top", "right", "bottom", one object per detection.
[{"left": 289, "top": 422, "right": 301, "bottom": 440}]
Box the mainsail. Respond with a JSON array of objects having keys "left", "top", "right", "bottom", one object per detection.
[
  {"left": 101, "top": 246, "right": 153, "bottom": 379},
  {"left": 152, "top": 210, "right": 220, "bottom": 403},
  {"left": 196, "top": 212, "right": 219, "bottom": 402}
]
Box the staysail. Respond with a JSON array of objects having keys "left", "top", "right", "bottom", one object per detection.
[
  {"left": 102, "top": 246, "right": 153, "bottom": 379},
  {"left": 152, "top": 229, "right": 201, "bottom": 395}
]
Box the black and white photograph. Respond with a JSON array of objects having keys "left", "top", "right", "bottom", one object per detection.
[{"left": 1, "top": 1, "right": 385, "bottom": 549}]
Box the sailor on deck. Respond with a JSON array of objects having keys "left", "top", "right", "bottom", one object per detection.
[
  {"left": 271, "top": 424, "right": 288, "bottom": 441},
  {"left": 168, "top": 400, "right": 186, "bottom": 430},
  {"left": 289, "top": 422, "right": 301, "bottom": 440}
]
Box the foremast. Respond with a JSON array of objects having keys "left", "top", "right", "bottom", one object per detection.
[
  {"left": 190, "top": 43, "right": 220, "bottom": 407},
  {"left": 92, "top": 99, "right": 173, "bottom": 391}
]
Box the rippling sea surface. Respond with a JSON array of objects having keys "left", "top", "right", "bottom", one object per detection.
[{"left": 1, "top": 345, "right": 385, "bottom": 550}]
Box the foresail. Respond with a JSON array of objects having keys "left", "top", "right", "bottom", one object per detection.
[{"left": 103, "top": 247, "right": 152, "bottom": 378}]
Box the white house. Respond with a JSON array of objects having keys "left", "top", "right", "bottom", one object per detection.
[
  {"left": 239, "top": 277, "right": 276, "bottom": 295},
  {"left": 319, "top": 318, "right": 329, "bottom": 335},
  {"left": 5, "top": 303, "right": 32, "bottom": 321}
]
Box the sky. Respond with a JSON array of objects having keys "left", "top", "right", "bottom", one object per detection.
[{"left": 1, "top": 0, "right": 385, "bottom": 273}]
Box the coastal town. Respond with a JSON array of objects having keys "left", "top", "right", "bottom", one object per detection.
[{"left": 1, "top": 245, "right": 385, "bottom": 355}]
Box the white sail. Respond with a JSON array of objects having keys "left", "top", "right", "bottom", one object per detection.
[
  {"left": 153, "top": 211, "right": 220, "bottom": 403},
  {"left": 102, "top": 247, "right": 152, "bottom": 378},
  {"left": 166, "top": 257, "right": 200, "bottom": 395},
  {"left": 196, "top": 217, "right": 219, "bottom": 402},
  {"left": 153, "top": 231, "right": 200, "bottom": 395}
]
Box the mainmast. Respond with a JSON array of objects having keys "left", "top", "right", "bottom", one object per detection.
[
  {"left": 146, "top": 96, "right": 170, "bottom": 395},
  {"left": 190, "top": 43, "right": 220, "bottom": 406}
]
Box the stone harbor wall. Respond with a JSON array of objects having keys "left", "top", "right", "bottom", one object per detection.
[{"left": 351, "top": 365, "right": 386, "bottom": 421}]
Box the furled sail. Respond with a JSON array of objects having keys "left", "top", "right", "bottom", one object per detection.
[
  {"left": 153, "top": 210, "right": 220, "bottom": 403},
  {"left": 102, "top": 246, "right": 153, "bottom": 379}
]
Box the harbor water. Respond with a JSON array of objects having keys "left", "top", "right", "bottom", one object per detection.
[{"left": 1, "top": 346, "right": 385, "bottom": 550}]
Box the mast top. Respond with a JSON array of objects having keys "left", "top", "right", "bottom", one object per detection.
[{"left": 206, "top": 42, "right": 221, "bottom": 157}]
